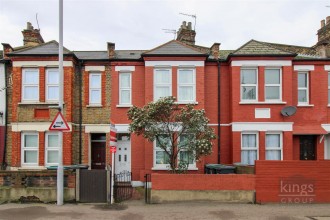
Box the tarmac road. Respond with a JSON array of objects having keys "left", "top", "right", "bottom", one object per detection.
[{"left": 0, "top": 200, "right": 330, "bottom": 220}]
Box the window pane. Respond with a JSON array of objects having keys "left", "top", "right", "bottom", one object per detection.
[
  {"left": 90, "top": 90, "right": 101, "bottom": 103},
  {"left": 180, "top": 151, "right": 194, "bottom": 164},
  {"left": 120, "top": 90, "right": 130, "bottom": 104},
  {"left": 266, "top": 150, "right": 281, "bottom": 160},
  {"left": 298, "top": 90, "right": 307, "bottom": 102},
  {"left": 120, "top": 73, "right": 130, "bottom": 88},
  {"left": 266, "top": 134, "right": 280, "bottom": 148},
  {"left": 47, "top": 86, "right": 59, "bottom": 100},
  {"left": 47, "top": 70, "right": 59, "bottom": 84},
  {"left": 265, "top": 86, "right": 280, "bottom": 99},
  {"left": 24, "top": 151, "right": 38, "bottom": 163},
  {"left": 24, "top": 87, "right": 38, "bottom": 100},
  {"left": 241, "top": 69, "right": 256, "bottom": 84},
  {"left": 156, "top": 135, "right": 171, "bottom": 148},
  {"left": 241, "top": 150, "right": 257, "bottom": 165},
  {"left": 156, "top": 151, "right": 169, "bottom": 164},
  {"left": 298, "top": 73, "right": 307, "bottom": 87},
  {"left": 24, "top": 70, "right": 38, "bottom": 84},
  {"left": 242, "top": 134, "right": 256, "bottom": 148},
  {"left": 48, "top": 135, "right": 59, "bottom": 148},
  {"left": 155, "top": 70, "right": 170, "bottom": 84},
  {"left": 47, "top": 150, "right": 59, "bottom": 163},
  {"left": 25, "top": 135, "right": 38, "bottom": 148},
  {"left": 179, "top": 87, "right": 193, "bottom": 101},
  {"left": 179, "top": 70, "right": 193, "bottom": 84},
  {"left": 242, "top": 86, "right": 256, "bottom": 100},
  {"left": 155, "top": 87, "right": 170, "bottom": 100},
  {"left": 90, "top": 75, "right": 101, "bottom": 88},
  {"left": 265, "top": 69, "right": 280, "bottom": 84}
]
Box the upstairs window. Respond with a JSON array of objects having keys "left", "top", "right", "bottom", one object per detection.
[
  {"left": 22, "top": 68, "right": 39, "bottom": 101},
  {"left": 177, "top": 68, "right": 196, "bottom": 103},
  {"left": 241, "top": 68, "right": 257, "bottom": 101},
  {"left": 46, "top": 69, "right": 59, "bottom": 102},
  {"left": 265, "top": 68, "right": 281, "bottom": 101},
  {"left": 89, "top": 73, "right": 101, "bottom": 105},
  {"left": 298, "top": 72, "right": 309, "bottom": 104},
  {"left": 119, "top": 72, "right": 132, "bottom": 105},
  {"left": 154, "top": 68, "right": 171, "bottom": 101}
]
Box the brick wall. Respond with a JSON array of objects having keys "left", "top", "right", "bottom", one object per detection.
[{"left": 255, "top": 160, "right": 330, "bottom": 203}]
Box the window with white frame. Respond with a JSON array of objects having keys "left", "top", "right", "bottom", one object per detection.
[
  {"left": 328, "top": 72, "right": 330, "bottom": 104},
  {"left": 177, "top": 68, "right": 196, "bottom": 102},
  {"left": 298, "top": 72, "right": 309, "bottom": 104},
  {"left": 154, "top": 135, "right": 171, "bottom": 168},
  {"left": 119, "top": 72, "right": 131, "bottom": 105},
  {"left": 22, "top": 68, "right": 39, "bottom": 101},
  {"left": 154, "top": 68, "right": 171, "bottom": 101},
  {"left": 45, "top": 133, "right": 59, "bottom": 166},
  {"left": 265, "top": 68, "right": 281, "bottom": 101},
  {"left": 178, "top": 134, "right": 196, "bottom": 168},
  {"left": 241, "top": 133, "right": 258, "bottom": 165},
  {"left": 241, "top": 68, "right": 257, "bottom": 101},
  {"left": 21, "top": 133, "right": 38, "bottom": 166},
  {"left": 46, "top": 69, "right": 59, "bottom": 102},
  {"left": 89, "top": 73, "right": 101, "bottom": 105},
  {"left": 265, "top": 133, "right": 282, "bottom": 160}
]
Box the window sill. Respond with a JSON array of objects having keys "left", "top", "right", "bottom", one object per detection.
[
  {"left": 151, "top": 167, "right": 198, "bottom": 171},
  {"left": 116, "top": 104, "right": 133, "bottom": 108},
  {"left": 297, "top": 104, "right": 314, "bottom": 107},
  {"left": 18, "top": 102, "right": 61, "bottom": 106},
  {"left": 239, "top": 101, "right": 287, "bottom": 105},
  {"left": 174, "top": 101, "right": 198, "bottom": 105},
  {"left": 18, "top": 166, "right": 47, "bottom": 170},
  {"left": 86, "top": 105, "right": 103, "bottom": 108}
]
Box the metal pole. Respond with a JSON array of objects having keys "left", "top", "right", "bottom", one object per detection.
[
  {"left": 57, "top": 0, "right": 64, "bottom": 206},
  {"left": 111, "top": 152, "right": 115, "bottom": 204}
]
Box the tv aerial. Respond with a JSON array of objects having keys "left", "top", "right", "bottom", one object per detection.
[
  {"left": 162, "top": 29, "right": 177, "bottom": 39},
  {"left": 179, "top": 12, "right": 197, "bottom": 30},
  {"left": 281, "top": 106, "right": 297, "bottom": 117}
]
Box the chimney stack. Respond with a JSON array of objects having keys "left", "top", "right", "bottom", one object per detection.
[
  {"left": 210, "top": 43, "right": 220, "bottom": 59},
  {"left": 321, "top": 19, "right": 325, "bottom": 28},
  {"left": 176, "top": 21, "right": 196, "bottom": 45},
  {"left": 316, "top": 16, "right": 330, "bottom": 58},
  {"left": 22, "top": 22, "right": 44, "bottom": 46},
  {"left": 326, "top": 16, "right": 330, "bottom": 25},
  {"left": 107, "top": 42, "right": 115, "bottom": 58}
]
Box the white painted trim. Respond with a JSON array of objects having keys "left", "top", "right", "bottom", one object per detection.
[
  {"left": 115, "top": 124, "right": 130, "bottom": 133},
  {"left": 325, "top": 65, "right": 330, "bottom": 71},
  {"left": 115, "top": 66, "right": 135, "bottom": 72},
  {"left": 255, "top": 108, "right": 270, "bottom": 119},
  {"left": 232, "top": 122, "right": 293, "bottom": 132},
  {"left": 85, "top": 124, "right": 110, "bottom": 133},
  {"left": 232, "top": 60, "right": 292, "bottom": 67},
  {"left": 294, "top": 65, "right": 314, "bottom": 71},
  {"left": 13, "top": 61, "right": 73, "bottom": 67},
  {"left": 321, "top": 124, "right": 330, "bottom": 132},
  {"left": 11, "top": 122, "right": 72, "bottom": 132},
  {"left": 239, "top": 101, "right": 287, "bottom": 105},
  {"left": 131, "top": 181, "right": 144, "bottom": 187},
  {"left": 145, "top": 61, "right": 204, "bottom": 67},
  {"left": 116, "top": 104, "right": 133, "bottom": 108},
  {"left": 208, "top": 124, "right": 232, "bottom": 126},
  {"left": 85, "top": 66, "right": 105, "bottom": 71}
]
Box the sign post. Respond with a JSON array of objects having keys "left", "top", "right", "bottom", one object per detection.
[{"left": 110, "top": 123, "right": 117, "bottom": 204}]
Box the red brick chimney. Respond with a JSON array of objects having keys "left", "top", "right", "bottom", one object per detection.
[
  {"left": 107, "top": 42, "right": 115, "bottom": 58},
  {"left": 176, "top": 21, "right": 196, "bottom": 45},
  {"left": 210, "top": 43, "right": 220, "bottom": 59},
  {"left": 22, "top": 22, "right": 44, "bottom": 46},
  {"left": 2, "top": 43, "right": 13, "bottom": 59}
]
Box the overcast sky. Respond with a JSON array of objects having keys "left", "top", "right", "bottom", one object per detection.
[{"left": 0, "top": 0, "right": 329, "bottom": 51}]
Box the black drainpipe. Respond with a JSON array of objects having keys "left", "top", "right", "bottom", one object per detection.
[
  {"left": 78, "top": 61, "right": 83, "bottom": 164},
  {"left": 217, "top": 59, "right": 221, "bottom": 164},
  {"left": 2, "top": 60, "right": 9, "bottom": 169}
]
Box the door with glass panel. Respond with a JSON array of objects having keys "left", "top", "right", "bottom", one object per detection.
[{"left": 115, "top": 133, "right": 131, "bottom": 174}]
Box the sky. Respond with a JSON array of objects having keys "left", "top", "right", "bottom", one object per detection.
[{"left": 0, "top": 0, "right": 329, "bottom": 51}]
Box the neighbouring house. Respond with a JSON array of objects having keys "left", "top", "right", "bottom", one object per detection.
[{"left": 1, "top": 17, "right": 330, "bottom": 187}]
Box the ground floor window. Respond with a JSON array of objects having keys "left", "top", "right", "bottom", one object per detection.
[
  {"left": 45, "top": 132, "right": 59, "bottom": 166},
  {"left": 241, "top": 133, "right": 258, "bottom": 165},
  {"left": 154, "top": 135, "right": 171, "bottom": 169},
  {"left": 21, "top": 132, "right": 39, "bottom": 166},
  {"left": 265, "top": 133, "right": 282, "bottom": 160}
]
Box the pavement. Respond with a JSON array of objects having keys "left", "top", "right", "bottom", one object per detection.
[{"left": 0, "top": 200, "right": 330, "bottom": 220}]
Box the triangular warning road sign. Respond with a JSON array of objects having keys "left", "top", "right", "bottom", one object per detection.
[{"left": 49, "top": 112, "right": 70, "bottom": 131}]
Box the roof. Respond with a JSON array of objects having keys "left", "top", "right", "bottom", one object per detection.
[
  {"left": 260, "top": 41, "right": 318, "bottom": 56},
  {"left": 8, "top": 40, "right": 71, "bottom": 55},
  {"left": 232, "top": 40, "right": 295, "bottom": 56},
  {"left": 143, "top": 40, "right": 207, "bottom": 56},
  {"left": 73, "top": 50, "right": 145, "bottom": 60},
  {"left": 293, "top": 125, "right": 327, "bottom": 135}
]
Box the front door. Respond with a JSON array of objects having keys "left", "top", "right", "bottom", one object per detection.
[
  {"left": 115, "top": 133, "right": 131, "bottom": 174},
  {"left": 91, "top": 133, "right": 106, "bottom": 169},
  {"left": 300, "top": 135, "right": 316, "bottom": 160}
]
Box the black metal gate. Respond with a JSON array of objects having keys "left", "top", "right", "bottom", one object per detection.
[
  {"left": 144, "top": 174, "right": 151, "bottom": 204},
  {"left": 114, "top": 171, "right": 132, "bottom": 202},
  {"left": 80, "top": 169, "right": 107, "bottom": 203}
]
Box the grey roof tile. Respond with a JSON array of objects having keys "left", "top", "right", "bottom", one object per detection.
[
  {"left": 9, "top": 40, "right": 71, "bottom": 55},
  {"left": 73, "top": 50, "right": 145, "bottom": 60},
  {"left": 233, "top": 40, "right": 295, "bottom": 55},
  {"left": 143, "top": 40, "right": 206, "bottom": 55}
]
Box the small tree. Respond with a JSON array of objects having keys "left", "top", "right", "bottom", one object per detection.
[{"left": 127, "top": 96, "right": 216, "bottom": 173}]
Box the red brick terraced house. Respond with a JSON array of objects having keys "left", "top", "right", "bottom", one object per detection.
[{"left": 1, "top": 18, "right": 330, "bottom": 186}]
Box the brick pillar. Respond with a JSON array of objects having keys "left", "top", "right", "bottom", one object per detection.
[
  {"left": 39, "top": 132, "right": 45, "bottom": 166},
  {"left": 259, "top": 132, "right": 265, "bottom": 160},
  {"left": 258, "top": 66, "right": 265, "bottom": 102},
  {"left": 232, "top": 132, "right": 241, "bottom": 163},
  {"left": 102, "top": 71, "right": 106, "bottom": 106},
  {"left": 39, "top": 67, "right": 45, "bottom": 102},
  {"left": 63, "top": 132, "right": 72, "bottom": 165},
  {"left": 11, "top": 132, "right": 21, "bottom": 167},
  {"left": 84, "top": 71, "right": 89, "bottom": 106}
]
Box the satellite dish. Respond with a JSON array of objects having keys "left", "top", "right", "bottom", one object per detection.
[{"left": 281, "top": 106, "right": 297, "bottom": 117}]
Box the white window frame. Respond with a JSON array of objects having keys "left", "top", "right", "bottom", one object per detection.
[
  {"left": 153, "top": 135, "right": 171, "bottom": 170},
  {"left": 241, "top": 132, "right": 259, "bottom": 165},
  {"left": 22, "top": 68, "right": 39, "bottom": 102},
  {"left": 265, "top": 132, "right": 283, "bottom": 160},
  {"left": 21, "top": 132, "right": 39, "bottom": 166},
  {"left": 298, "top": 72, "right": 309, "bottom": 105},
  {"left": 153, "top": 68, "right": 172, "bottom": 101},
  {"left": 45, "top": 132, "right": 60, "bottom": 166},
  {"left": 240, "top": 68, "right": 258, "bottom": 102},
  {"left": 119, "top": 72, "right": 132, "bottom": 105},
  {"left": 46, "top": 68, "right": 59, "bottom": 102},
  {"left": 178, "top": 134, "right": 196, "bottom": 169},
  {"left": 89, "top": 73, "right": 102, "bottom": 105},
  {"left": 177, "top": 68, "right": 196, "bottom": 103},
  {"left": 265, "top": 68, "right": 282, "bottom": 102}
]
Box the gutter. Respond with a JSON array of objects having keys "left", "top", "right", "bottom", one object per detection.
[
  {"left": 2, "top": 60, "right": 9, "bottom": 169},
  {"left": 217, "top": 59, "right": 221, "bottom": 164},
  {"left": 78, "top": 61, "right": 83, "bottom": 164}
]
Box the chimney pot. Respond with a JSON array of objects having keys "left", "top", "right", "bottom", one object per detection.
[
  {"left": 176, "top": 21, "right": 196, "bottom": 45},
  {"left": 210, "top": 43, "right": 220, "bottom": 59},
  {"left": 321, "top": 20, "right": 326, "bottom": 28},
  {"left": 188, "top": 22, "right": 192, "bottom": 30},
  {"left": 22, "top": 22, "right": 44, "bottom": 46},
  {"left": 27, "top": 22, "right": 33, "bottom": 30},
  {"left": 107, "top": 42, "right": 115, "bottom": 58},
  {"left": 326, "top": 16, "right": 330, "bottom": 24}
]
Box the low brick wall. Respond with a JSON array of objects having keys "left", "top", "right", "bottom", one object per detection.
[
  {"left": 151, "top": 174, "right": 255, "bottom": 203},
  {"left": 0, "top": 170, "right": 76, "bottom": 202}
]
